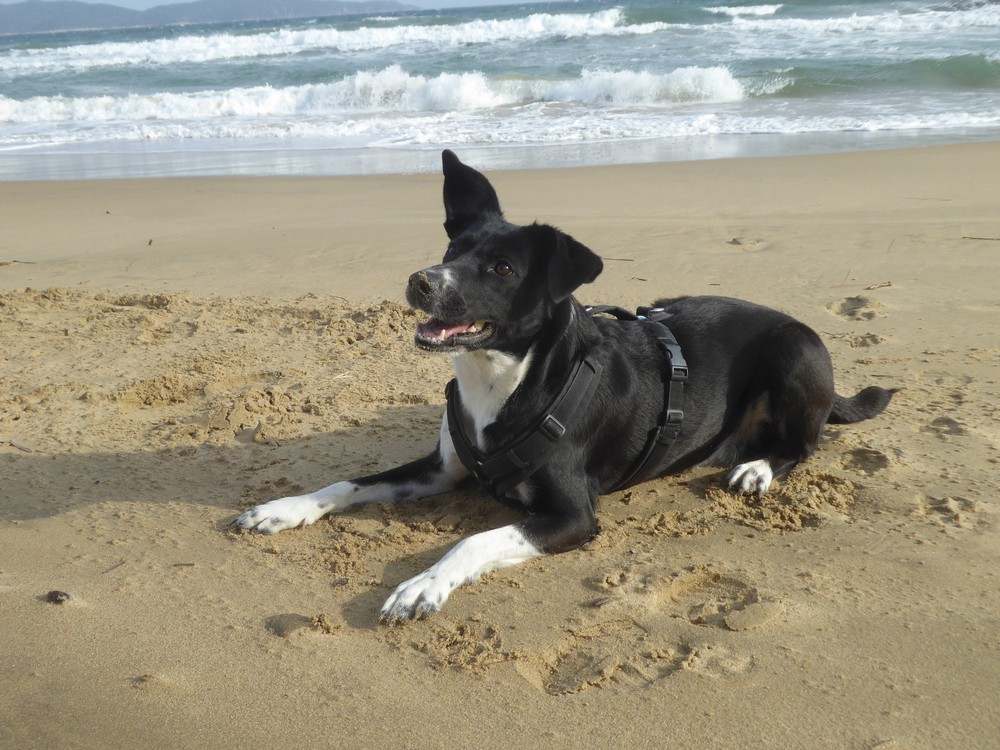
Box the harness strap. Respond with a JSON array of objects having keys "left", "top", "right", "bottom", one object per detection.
[
  {"left": 609, "top": 306, "right": 688, "bottom": 490},
  {"left": 446, "top": 355, "right": 602, "bottom": 500},
  {"left": 586, "top": 305, "right": 688, "bottom": 491}
]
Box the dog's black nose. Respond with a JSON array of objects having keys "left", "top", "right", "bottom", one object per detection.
[
  {"left": 407, "top": 269, "right": 440, "bottom": 307},
  {"left": 409, "top": 270, "right": 433, "bottom": 297}
]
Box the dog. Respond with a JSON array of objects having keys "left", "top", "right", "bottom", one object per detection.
[{"left": 234, "top": 150, "right": 894, "bottom": 621}]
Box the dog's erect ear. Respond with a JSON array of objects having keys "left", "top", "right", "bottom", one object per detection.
[
  {"left": 546, "top": 227, "right": 604, "bottom": 303},
  {"left": 442, "top": 150, "right": 502, "bottom": 239}
]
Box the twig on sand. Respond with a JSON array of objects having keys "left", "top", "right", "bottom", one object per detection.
[
  {"left": 0, "top": 260, "right": 37, "bottom": 267},
  {"left": 962, "top": 235, "right": 1000, "bottom": 241},
  {"left": 831, "top": 268, "right": 853, "bottom": 287}
]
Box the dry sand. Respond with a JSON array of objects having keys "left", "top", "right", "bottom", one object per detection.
[{"left": 1, "top": 143, "right": 999, "bottom": 749}]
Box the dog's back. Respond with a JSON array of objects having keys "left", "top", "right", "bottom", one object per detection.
[{"left": 628, "top": 295, "right": 893, "bottom": 490}]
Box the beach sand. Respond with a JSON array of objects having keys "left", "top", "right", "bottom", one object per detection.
[{"left": 2, "top": 143, "right": 998, "bottom": 749}]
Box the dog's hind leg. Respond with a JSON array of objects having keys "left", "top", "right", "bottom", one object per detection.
[{"left": 725, "top": 322, "right": 835, "bottom": 494}]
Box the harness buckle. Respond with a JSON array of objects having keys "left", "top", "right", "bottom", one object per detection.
[
  {"left": 665, "top": 409, "right": 683, "bottom": 425},
  {"left": 662, "top": 343, "right": 688, "bottom": 382},
  {"left": 539, "top": 414, "right": 567, "bottom": 441}
]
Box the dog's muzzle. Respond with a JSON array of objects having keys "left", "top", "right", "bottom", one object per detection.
[
  {"left": 405, "top": 266, "right": 495, "bottom": 350},
  {"left": 406, "top": 266, "right": 467, "bottom": 319}
]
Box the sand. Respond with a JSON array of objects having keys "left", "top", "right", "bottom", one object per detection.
[{"left": 1, "top": 143, "right": 999, "bottom": 749}]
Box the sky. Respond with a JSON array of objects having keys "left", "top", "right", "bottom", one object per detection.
[{"left": 0, "top": 0, "right": 528, "bottom": 8}]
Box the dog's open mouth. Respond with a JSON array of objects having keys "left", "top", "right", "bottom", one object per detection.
[{"left": 415, "top": 318, "right": 496, "bottom": 350}]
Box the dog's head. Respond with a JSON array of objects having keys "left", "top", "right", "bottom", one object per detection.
[{"left": 406, "top": 150, "right": 603, "bottom": 355}]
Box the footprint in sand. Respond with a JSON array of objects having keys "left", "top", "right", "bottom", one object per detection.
[
  {"left": 922, "top": 415, "right": 967, "bottom": 437},
  {"left": 681, "top": 643, "right": 755, "bottom": 678},
  {"left": 825, "top": 331, "right": 886, "bottom": 348},
  {"left": 827, "top": 295, "right": 885, "bottom": 321},
  {"left": 520, "top": 565, "right": 778, "bottom": 694},
  {"left": 841, "top": 447, "right": 891, "bottom": 476},
  {"left": 524, "top": 619, "right": 692, "bottom": 696},
  {"left": 264, "top": 613, "right": 314, "bottom": 637},
  {"left": 920, "top": 495, "right": 978, "bottom": 531},
  {"left": 390, "top": 617, "right": 514, "bottom": 672},
  {"left": 653, "top": 566, "right": 783, "bottom": 631}
]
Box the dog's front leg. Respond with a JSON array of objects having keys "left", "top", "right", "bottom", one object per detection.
[
  {"left": 233, "top": 415, "right": 468, "bottom": 534},
  {"left": 380, "top": 500, "right": 598, "bottom": 621},
  {"left": 380, "top": 522, "right": 541, "bottom": 621}
]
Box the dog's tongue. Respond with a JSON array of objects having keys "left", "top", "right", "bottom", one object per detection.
[{"left": 417, "top": 318, "right": 474, "bottom": 342}]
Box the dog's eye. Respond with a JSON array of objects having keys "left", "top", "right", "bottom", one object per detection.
[
  {"left": 445, "top": 243, "right": 457, "bottom": 259},
  {"left": 492, "top": 261, "right": 514, "bottom": 277}
]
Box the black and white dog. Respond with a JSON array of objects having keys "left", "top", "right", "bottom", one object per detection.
[{"left": 235, "top": 150, "right": 893, "bottom": 621}]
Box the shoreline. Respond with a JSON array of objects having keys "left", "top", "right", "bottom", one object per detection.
[
  {"left": 3, "top": 128, "right": 1000, "bottom": 182},
  {"left": 2, "top": 142, "right": 999, "bottom": 749}
]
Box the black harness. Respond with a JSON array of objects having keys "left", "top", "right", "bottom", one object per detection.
[{"left": 445, "top": 305, "right": 688, "bottom": 501}]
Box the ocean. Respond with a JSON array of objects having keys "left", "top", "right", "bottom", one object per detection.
[{"left": 2, "top": 0, "right": 999, "bottom": 180}]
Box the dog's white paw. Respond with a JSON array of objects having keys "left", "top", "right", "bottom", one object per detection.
[
  {"left": 380, "top": 568, "right": 456, "bottom": 622},
  {"left": 233, "top": 495, "right": 326, "bottom": 534},
  {"left": 727, "top": 459, "right": 774, "bottom": 494}
]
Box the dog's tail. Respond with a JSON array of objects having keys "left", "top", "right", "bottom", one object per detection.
[{"left": 827, "top": 386, "right": 898, "bottom": 424}]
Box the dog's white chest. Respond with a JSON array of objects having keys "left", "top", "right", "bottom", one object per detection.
[{"left": 452, "top": 349, "right": 532, "bottom": 446}]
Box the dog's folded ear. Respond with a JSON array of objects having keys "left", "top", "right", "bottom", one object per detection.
[
  {"left": 544, "top": 226, "right": 604, "bottom": 303},
  {"left": 442, "top": 150, "right": 503, "bottom": 239}
]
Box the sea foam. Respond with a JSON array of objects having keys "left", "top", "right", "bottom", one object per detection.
[
  {"left": 704, "top": 5, "right": 783, "bottom": 17},
  {"left": 0, "top": 65, "right": 747, "bottom": 127},
  {"left": 1, "top": 8, "right": 667, "bottom": 76}
]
